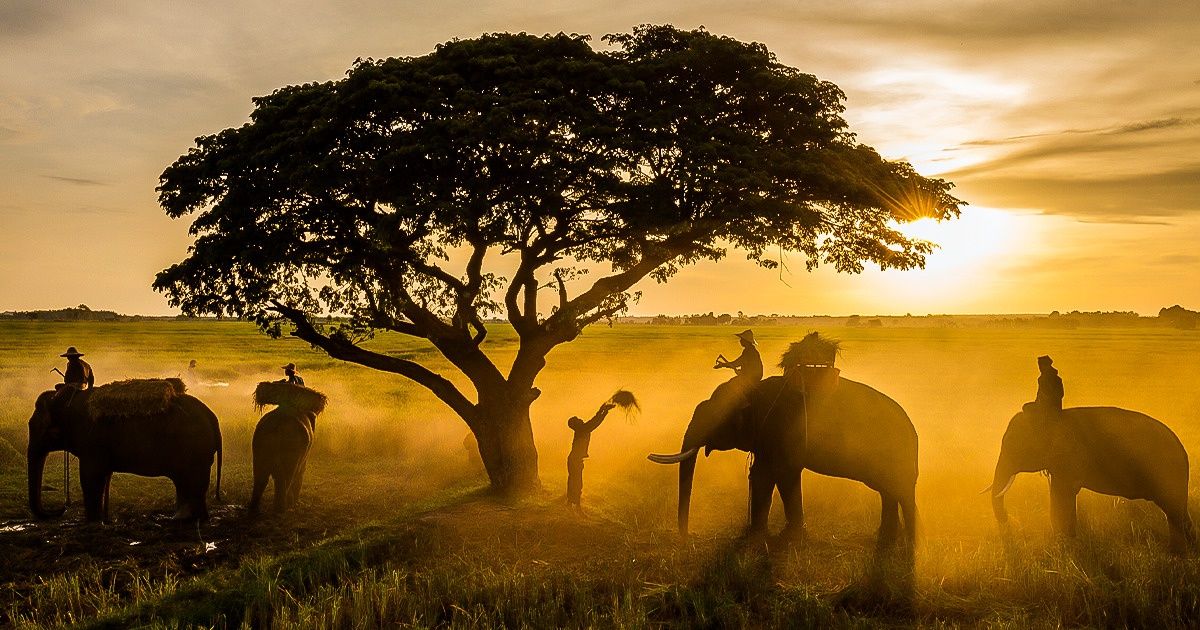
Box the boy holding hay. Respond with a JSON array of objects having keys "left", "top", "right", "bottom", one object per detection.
[{"left": 566, "top": 390, "right": 639, "bottom": 508}]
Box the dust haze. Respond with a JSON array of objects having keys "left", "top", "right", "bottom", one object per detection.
[{"left": 3, "top": 321, "right": 1200, "bottom": 625}]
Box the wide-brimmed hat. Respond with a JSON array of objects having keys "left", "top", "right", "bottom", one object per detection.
[
  {"left": 735, "top": 330, "right": 756, "bottom": 344},
  {"left": 60, "top": 347, "right": 84, "bottom": 357},
  {"left": 282, "top": 363, "right": 298, "bottom": 371}
]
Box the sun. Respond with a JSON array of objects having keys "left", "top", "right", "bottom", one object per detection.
[{"left": 864, "top": 206, "right": 1042, "bottom": 311}]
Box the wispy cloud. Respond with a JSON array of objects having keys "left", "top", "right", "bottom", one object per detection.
[
  {"left": 954, "top": 164, "right": 1200, "bottom": 218},
  {"left": 45, "top": 175, "right": 106, "bottom": 186}
]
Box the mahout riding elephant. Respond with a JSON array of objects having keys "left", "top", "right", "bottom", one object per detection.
[
  {"left": 27, "top": 380, "right": 223, "bottom": 522},
  {"left": 649, "top": 370, "right": 919, "bottom": 547},
  {"left": 990, "top": 407, "right": 1195, "bottom": 552},
  {"left": 248, "top": 381, "right": 327, "bottom": 514}
]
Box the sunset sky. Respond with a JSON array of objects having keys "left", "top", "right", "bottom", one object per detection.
[{"left": 1, "top": 1, "right": 1197, "bottom": 316}]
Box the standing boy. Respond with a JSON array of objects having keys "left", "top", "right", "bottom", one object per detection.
[{"left": 566, "top": 401, "right": 616, "bottom": 508}]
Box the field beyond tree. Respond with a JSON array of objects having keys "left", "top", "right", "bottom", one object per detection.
[{"left": 2, "top": 320, "right": 1200, "bottom": 628}]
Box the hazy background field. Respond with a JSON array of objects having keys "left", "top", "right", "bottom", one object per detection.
[{"left": 2, "top": 320, "right": 1199, "bottom": 627}]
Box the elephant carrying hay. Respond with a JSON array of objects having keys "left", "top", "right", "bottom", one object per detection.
[
  {"left": 248, "top": 381, "right": 327, "bottom": 514},
  {"left": 650, "top": 340, "right": 918, "bottom": 547},
  {"left": 990, "top": 406, "right": 1195, "bottom": 552},
  {"left": 27, "top": 378, "right": 223, "bottom": 522}
]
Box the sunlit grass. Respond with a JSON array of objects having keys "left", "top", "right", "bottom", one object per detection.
[{"left": 2, "top": 321, "right": 1200, "bottom": 627}]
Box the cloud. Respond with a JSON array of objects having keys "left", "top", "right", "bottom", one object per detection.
[
  {"left": 954, "top": 164, "right": 1200, "bottom": 218},
  {"left": 45, "top": 175, "right": 106, "bottom": 186},
  {"left": 959, "top": 116, "right": 1200, "bottom": 148},
  {"left": 1156, "top": 254, "right": 1200, "bottom": 265},
  {"left": 0, "top": 2, "right": 67, "bottom": 41}
]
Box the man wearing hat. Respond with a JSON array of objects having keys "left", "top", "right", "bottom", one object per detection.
[
  {"left": 714, "top": 329, "right": 764, "bottom": 383},
  {"left": 60, "top": 347, "right": 94, "bottom": 389},
  {"left": 281, "top": 363, "right": 305, "bottom": 386},
  {"left": 1024, "top": 355, "right": 1063, "bottom": 419}
]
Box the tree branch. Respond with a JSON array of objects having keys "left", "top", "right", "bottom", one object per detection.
[{"left": 270, "top": 302, "right": 478, "bottom": 425}]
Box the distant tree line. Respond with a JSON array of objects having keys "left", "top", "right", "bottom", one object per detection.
[
  {"left": 649, "top": 311, "right": 778, "bottom": 326},
  {"left": 986, "top": 305, "right": 1200, "bottom": 330},
  {"left": 0, "top": 304, "right": 133, "bottom": 322}
]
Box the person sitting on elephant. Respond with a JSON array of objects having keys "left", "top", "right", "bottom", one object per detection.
[
  {"left": 566, "top": 401, "right": 616, "bottom": 508},
  {"left": 713, "top": 330, "right": 763, "bottom": 383},
  {"left": 1023, "top": 355, "right": 1063, "bottom": 419},
  {"left": 60, "top": 347, "right": 94, "bottom": 389},
  {"left": 280, "top": 363, "right": 305, "bottom": 386}
]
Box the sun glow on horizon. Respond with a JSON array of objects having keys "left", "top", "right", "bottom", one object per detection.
[{"left": 862, "top": 206, "right": 1043, "bottom": 311}]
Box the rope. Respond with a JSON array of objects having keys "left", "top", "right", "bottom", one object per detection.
[{"left": 63, "top": 451, "right": 70, "bottom": 507}]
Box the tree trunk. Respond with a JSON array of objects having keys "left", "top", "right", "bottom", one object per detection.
[{"left": 473, "top": 396, "right": 540, "bottom": 495}]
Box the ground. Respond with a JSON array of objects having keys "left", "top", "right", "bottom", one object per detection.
[{"left": 2, "top": 321, "right": 1200, "bottom": 627}]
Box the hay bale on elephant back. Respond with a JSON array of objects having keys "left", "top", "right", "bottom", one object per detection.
[
  {"left": 254, "top": 381, "right": 327, "bottom": 414},
  {"left": 87, "top": 378, "right": 188, "bottom": 419},
  {"left": 779, "top": 332, "right": 841, "bottom": 369}
]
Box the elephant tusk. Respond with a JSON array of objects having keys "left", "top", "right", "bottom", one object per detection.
[
  {"left": 979, "top": 484, "right": 992, "bottom": 495},
  {"left": 647, "top": 448, "right": 700, "bottom": 465},
  {"left": 994, "top": 475, "right": 1017, "bottom": 497}
]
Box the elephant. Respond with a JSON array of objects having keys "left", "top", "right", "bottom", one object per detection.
[
  {"left": 990, "top": 407, "right": 1195, "bottom": 551},
  {"left": 27, "top": 382, "right": 223, "bottom": 523},
  {"left": 649, "top": 369, "right": 919, "bottom": 547},
  {"left": 248, "top": 381, "right": 326, "bottom": 514}
]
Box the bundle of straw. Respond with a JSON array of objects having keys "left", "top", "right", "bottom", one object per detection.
[
  {"left": 779, "top": 332, "right": 841, "bottom": 370},
  {"left": 88, "top": 378, "right": 187, "bottom": 419},
  {"left": 609, "top": 389, "right": 641, "bottom": 423},
  {"left": 254, "top": 381, "right": 327, "bottom": 415}
]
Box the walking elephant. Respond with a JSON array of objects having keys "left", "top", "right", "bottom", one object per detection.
[
  {"left": 649, "top": 370, "right": 919, "bottom": 546},
  {"left": 27, "top": 380, "right": 223, "bottom": 523},
  {"left": 990, "top": 407, "right": 1195, "bottom": 551},
  {"left": 248, "top": 381, "right": 327, "bottom": 514}
]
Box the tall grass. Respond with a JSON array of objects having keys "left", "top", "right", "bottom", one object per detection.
[{"left": 3, "top": 321, "right": 1200, "bottom": 627}]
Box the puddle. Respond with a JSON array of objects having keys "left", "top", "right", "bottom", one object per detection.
[
  {"left": 204, "top": 542, "right": 217, "bottom": 553},
  {"left": 0, "top": 523, "right": 32, "bottom": 533},
  {"left": 128, "top": 541, "right": 142, "bottom": 546}
]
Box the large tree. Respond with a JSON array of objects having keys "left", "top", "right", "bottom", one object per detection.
[{"left": 155, "top": 25, "right": 961, "bottom": 493}]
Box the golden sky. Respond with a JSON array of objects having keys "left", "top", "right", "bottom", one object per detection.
[{"left": 1, "top": 1, "right": 1197, "bottom": 316}]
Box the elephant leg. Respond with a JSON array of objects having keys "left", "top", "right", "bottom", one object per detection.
[
  {"left": 1049, "top": 480, "right": 1078, "bottom": 538},
  {"left": 777, "top": 472, "right": 805, "bottom": 541},
  {"left": 878, "top": 493, "right": 901, "bottom": 547},
  {"left": 747, "top": 462, "right": 774, "bottom": 537},
  {"left": 191, "top": 469, "right": 211, "bottom": 522},
  {"left": 248, "top": 460, "right": 269, "bottom": 515},
  {"left": 1160, "top": 499, "right": 1195, "bottom": 554},
  {"left": 288, "top": 456, "right": 308, "bottom": 507},
  {"left": 899, "top": 491, "right": 919, "bottom": 546},
  {"left": 273, "top": 465, "right": 293, "bottom": 513},
  {"left": 78, "top": 460, "right": 108, "bottom": 523},
  {"left": 101, "top": 473, "right": 112, "bottom": 522}
]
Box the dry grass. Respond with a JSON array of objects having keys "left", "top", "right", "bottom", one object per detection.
[
  {"left": 2, "top": 320, "right": 1200, "bottom": 627},
  {"left": 87, "top": 378, "right": 187, "bottom": 418},
  {"left": 253, "top": 381, "right": 327, "bottom": 415}
]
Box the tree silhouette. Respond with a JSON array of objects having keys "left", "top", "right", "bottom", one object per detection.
[{"left": 155, "top": 26, "right": 961, "bottom": 493}]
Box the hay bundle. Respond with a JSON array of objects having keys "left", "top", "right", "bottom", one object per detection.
[
  {"left": 88, "top": 378, "right": 187, "bottom": 419},
  {"left": 779, "top": 332, "right": 841, "bottom": 370},
  {"left": 608, "top": 389, "right": 641, "bottom": 423},
  {"left": 254, "top": 381, "right": 327, "bottom": 415}
]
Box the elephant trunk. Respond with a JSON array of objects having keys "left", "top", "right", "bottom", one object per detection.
[
  {"left": 27, "top": 446, "right": 61, "bottom": 519},
  {"left": 991, "top": 456, "right": 1017, "bottom": 525},
  {"left": 678, "top": 454, "right": 696, "bottom": 536}
]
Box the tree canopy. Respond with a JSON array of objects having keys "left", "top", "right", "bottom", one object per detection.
[{"left": 155, "top": 25, "right": 961, "bottom": 492}]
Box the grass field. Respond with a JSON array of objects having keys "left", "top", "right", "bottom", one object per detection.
[{"left": 2, "top": 320, "right": 1200, "bottom": 628}]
